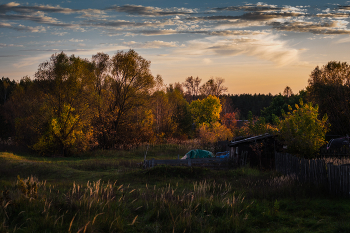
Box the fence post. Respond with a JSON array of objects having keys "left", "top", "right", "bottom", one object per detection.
[
  {"left": 274, "top": 152, "right": 278, "bottom": 172},
  {"left": 188, "top": 158, "right": 192, "bottom": 167},
  {"left": 347, "top": 166, "right": 350, "bottom": 198},
  {"left": 152, "top": 158, "right": 155, "bottom": 168},
  {"left": 327, "top": 163, "right": 332, "bottom": 195}
]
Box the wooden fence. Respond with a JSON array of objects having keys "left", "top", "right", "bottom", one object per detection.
[
  {"left": 320, "top": 146, "right": 350, "bottom": 157},
  {"left": 144, "top": 151, "right": 249, "bottom": 169},
  {"left": 275, "top": 152, "right": 350, "bottom": 197},
  {"left": 144, "top": 157, "right": 230, "bottom": 169}
]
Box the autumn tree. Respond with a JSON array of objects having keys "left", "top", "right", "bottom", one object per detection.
[
  {"left": 221, "top": 112, "right": 237, "bottom": 132},
  {"left": 307, "top": 61, "right": 350, "bottom": 135},
  {"left": 97, "top": 49, "right": 156, "bottom": 148},
  {"left": 278, "top": 101, "right": 329, "bottom": 158},
  {"left": 32, "top": 52, "right": 96, "bottom": 155},
  {"left": 198, "top": 122, "right": 233, "bottom": 148},
  {"left": 151, "top": 90, "right": 174, "bottom": 139},
  {"left": 189, "top": 95, "right": 222, "bottom": 126}
]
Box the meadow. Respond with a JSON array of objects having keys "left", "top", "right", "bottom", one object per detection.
[{"left": 1, "top": 144, "right": 350, "bottom": 233}]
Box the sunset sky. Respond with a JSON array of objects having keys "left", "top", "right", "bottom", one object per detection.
[{"left": 2, "top": 0, "right": 350, "bottom": 94}]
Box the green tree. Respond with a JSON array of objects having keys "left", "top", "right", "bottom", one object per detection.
[
  {"left": 167, "top": 88, "right": 192, "bottom": 138},
  {"left": 307, "top": 61, "right": 350, "bottom": 135},
  {"left": 238, "top": 111, "right": 277, "bottom": 137},
  {"left": 189, "top": 95, "right": 222, "bottom": 126},
  {"left": 0, "top": 77, "right": 17, "bottom": 140},
  {"left": 97, "top": 49, "right": 156, "bottom": 148},
  {"left": 3, "top": 77, "right": 47, "bottom": 147},
  {"left": 261, "top": 90, "right": 306, "bottom": 124},
  {"left": 278, "top": 100, "right": 329, "bottom": 158}
]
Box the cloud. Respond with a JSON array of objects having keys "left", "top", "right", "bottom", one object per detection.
[
  {"left": 172, "top": 34, "right": 299, "bottom": 66},
  {"left": 0, "top": 13, "right": 71, "bottom": 26},
  {"left": 81, "top": 19, "right": 157, "bottom": 28},
  {"left": 316, "top": 12, "right": 350, "bottom": 18},
  {"left": 271, "top": 20, "right": 350, "bottom": 34},
  {"left": 0, "top": 43, "right": 23, "bottom": 48},
  {"left": 213, "top": 3, "right": 283, "bottom": 12},
  {"left": 334, "top": 36, "right": 350, "bottom": 43},
  {"left": 0, "top": 2, "right": 76, "bottom": 14},
  {"left": 186, "top": 11, "right": 304, "bottom": 23},
  {"left": 122, "top": 40, "right": 177, "bottom": 48},
  {"left": 135, "top": 28, "right": 267, "bottom": 36},
  {"left": 136, "top": 29, "right": 178, "bottom": 35},
  {"left": 203, "top": 58, "right": 212, "bottom": 64},
  {"left": 0, "top": 2, "right": 97, "bottom": 29},
  {"left": 106, "top": 5, "right": 196, "bottom": 16},
  {"left": 0, "top": 22, "right": 46, "bottom": 32},
  {"left": 69, "top": 38, "right": 84, "bottom": 42},
  {"left": 213, "top": 3, "right": 307, "bottom": 14},
  {"left": 338, "top": 5, "right": 350, "bottom": 11},
  {"left": 51, "top": 31, "right": 68, "bottom": 36}
]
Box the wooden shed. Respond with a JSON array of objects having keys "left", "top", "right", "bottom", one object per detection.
[{"left": 228, "top": 133, "right": 276, "bottom": 168}]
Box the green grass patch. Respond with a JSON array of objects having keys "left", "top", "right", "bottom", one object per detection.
[{"left": 1, "top": 146, "right": 349, "bottom": 232}]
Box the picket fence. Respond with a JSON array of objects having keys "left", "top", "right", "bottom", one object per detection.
[{"left": 275, "top": 152, "right": 350, "bottom": 197}]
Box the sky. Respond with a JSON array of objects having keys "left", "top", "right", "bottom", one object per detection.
[{"left": 2, "top": 1, "right": 350, "bottom": 94}]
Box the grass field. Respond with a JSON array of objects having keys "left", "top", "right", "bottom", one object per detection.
[{"left": 1, "top": 144, "right": 350, "bottom": 233}]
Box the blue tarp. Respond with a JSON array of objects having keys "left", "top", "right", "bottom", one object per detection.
[
  {"left": 184, "top": 149, "right": 214, "bottom": 159},
  {"left": 216, "top": 151, "right": 229, "bottom": 158}
]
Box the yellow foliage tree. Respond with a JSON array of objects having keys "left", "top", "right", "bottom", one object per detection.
[
  {"left": 189, "top": 95, "right": 221, "bottom": 126},
  {"left": 278, "top": 100, "right": 329, "bottom": 158}
]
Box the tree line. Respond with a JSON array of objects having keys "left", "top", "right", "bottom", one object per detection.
[
  {"left": 1, "top": 50, "right": 349, "bottom": 157},
  {"left": 0, "top": 50, "right": 235, "bottom": 155}
]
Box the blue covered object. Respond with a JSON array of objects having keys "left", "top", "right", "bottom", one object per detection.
[
  {"left": 216, "top": 151, "right": 230, "bottom": 158},
  {"left": 183, "top": 149, "right": 214, "bottom": 159}
]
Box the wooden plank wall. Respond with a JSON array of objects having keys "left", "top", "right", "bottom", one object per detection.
[{"left": 275, "top": 152, "right": 350, "bottom": 197}]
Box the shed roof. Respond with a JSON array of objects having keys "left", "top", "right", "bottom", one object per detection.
[{"left": 228, "top": 133, "right": 274, "bottom": 147}]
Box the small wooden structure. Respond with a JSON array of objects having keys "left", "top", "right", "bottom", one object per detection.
[{"left": 228, "top": 133, "right": 275, "bottom": 168}]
